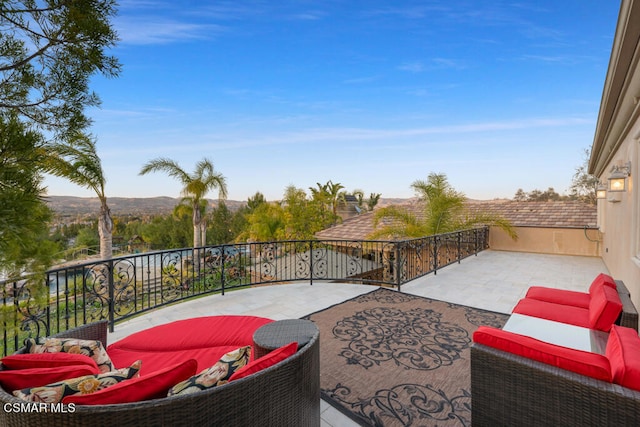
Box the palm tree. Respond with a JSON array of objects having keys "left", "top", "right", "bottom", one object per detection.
[
  {"left": 371, "top": 173, "right": 517, "bottom": 240},
  {"left": 46, "top": 134, "right": 114, "bottom": 259},
  {"left": 139, "top": 158, "right": 228, "bottom": 249},
  {"left": 309, "top": 180, "right": 345, "bottom": 222}
]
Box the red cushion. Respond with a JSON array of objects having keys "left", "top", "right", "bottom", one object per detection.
[
  {"left": 107, "top": 316, "right": 273, "bottom": 375},
  {"left": 62, "top": 359, "right": 198, "bottom": 405},
  {"left": 589, "top": 284, "right": 623, "bottom": 331},
  {"left": 606, "top": 325, "right": 640, "bottom": 391},
  {"left": 512, "top": 298, "right": 591, "bottom": 329},
  {"left": 589, "top": 273, "right": 617, "bottom": 293},
  {"left": 229, "top": 342, "right": 297, "bottom": 382},
  {"left": 1, "top": 353, "right": 98, "bottom": 371},
  {"left": 525, "top": 287, "right": 591, "bottom": 308},
  {"left": 473, "top": 326, "right": 612, "bottom": 382},
  {"left": 0, "top": 365, "right": 99, "bottom": 392},
  {"left": 108, "top": 316, "right": 273, "bottom": 352}
]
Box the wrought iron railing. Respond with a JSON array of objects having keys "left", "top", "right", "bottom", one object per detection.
[{"left": 1, "top": 227, "right": 488, "bottom": 355}]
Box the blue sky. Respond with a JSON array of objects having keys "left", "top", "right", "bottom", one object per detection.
[{"left": 44, "top": 1, "right": 621, "bottom": 202}]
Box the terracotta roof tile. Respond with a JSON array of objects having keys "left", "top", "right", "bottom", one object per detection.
[{"left": 315, "top": 200, "right": 597, "bottom": 241}]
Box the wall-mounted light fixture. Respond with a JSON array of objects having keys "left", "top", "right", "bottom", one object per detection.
[
  {"left": 608, "top": 161, "right": 631, "bottom": 192},
  {"left": 596, "top": 182, "right": 607, "bottom": 199}
]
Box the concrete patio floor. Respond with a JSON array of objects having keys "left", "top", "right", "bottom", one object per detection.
[{"left": 107, "top": 250, "right": 609, "bottom": 427}]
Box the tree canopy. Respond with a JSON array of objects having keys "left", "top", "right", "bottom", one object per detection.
[
  {"left": 0, "top": 0, "right": 120, "bottom": 139},
  {"left": 0, "top": 115, "right": 57, "bottom": 278}
]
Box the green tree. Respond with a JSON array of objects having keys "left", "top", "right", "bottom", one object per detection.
[
  {"left": 139, "top": 213, "right": 192, "bottom": 250},
  {"left": 0, "top": 115, "right": 57, "bottom": 278},
  {"left": 246, "top": 192, "right": 267, "bottom": 212},
  {"left": 281, "top": 185, "right": 320, "bottom": 239},
  {"left": 309, "top": 181, "right": 340, "bottom": 225},
  {"left": 45, "top": 134, "right": 114, "bottom": 259},
  {"left": 371, "top": 173, "right": 517, "bottom": 239},
  {"left": 513, "top": 188, "right": 527, "bottom": 201},
  {"left": 240, "top": 202, "right": 285, "bottom": 242},
  {"left": 569, "top": 148, "right": 599, "bottom": 204},
  {"left": 0, "top": 0, "right": 120, "bottom": 140},
  {"left": 208, "top": 201, "right": 234, "bottom": 244},
  {"left": 74, "top": 227, "right": 100, "bottom": 251},
  {"left": 139, "top": 158, "right": 228, "bottom": 249}
]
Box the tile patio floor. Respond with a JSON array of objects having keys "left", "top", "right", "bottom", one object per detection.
[{"left": 107, "top": 250, "right": 609, "bottom": 427}]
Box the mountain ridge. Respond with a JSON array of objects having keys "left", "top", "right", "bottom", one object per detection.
[{"left": 45, "top": 195, "right": 415, "bottom": 218}]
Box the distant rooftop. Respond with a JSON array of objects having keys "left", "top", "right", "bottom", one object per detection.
[{"left": 316, "top": 200, "right": 597, "bottom": 241}]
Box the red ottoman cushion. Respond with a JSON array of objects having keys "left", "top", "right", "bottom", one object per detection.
[{"left": 107, "top": 316, "right": 273, "bottom": 375}]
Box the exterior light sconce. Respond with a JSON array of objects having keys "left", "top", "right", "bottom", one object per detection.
[
  {"left": 596, "top": 182, "right": 607, "bottom": 200},
  {"left": 608, "top": 161, "right": 632, "bottom": 192}
]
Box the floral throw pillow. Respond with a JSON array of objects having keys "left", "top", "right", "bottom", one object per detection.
[
  {"left": 13, "top": 360, "right": 141, "bottom": 404},
  {"left": 26, "top": 337, "right": 114, "bottom": 373},
  {"left": 168, "top": 346, "right": 251, "bottom": 396}
]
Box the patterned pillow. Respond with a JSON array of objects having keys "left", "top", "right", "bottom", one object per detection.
[
  {"left": 26, "top": 337, "right": 114, "bottom": 373},
  {"left": 12, "top": 360, "right": 141, "bottom": 404},
  {"left": 168, "top": 346, "right": 251, "bottom": 396}
]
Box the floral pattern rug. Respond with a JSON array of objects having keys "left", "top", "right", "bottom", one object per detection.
[{"left": 303, "top": 287, "right": 508, "bottom": 426}]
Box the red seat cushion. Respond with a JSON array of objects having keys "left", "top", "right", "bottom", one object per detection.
[
  {"left": 1, "top": 353, "right": 98, "bottom": 371},
  {"left": 605, "top": 325, "right": 640, "bottom": 391},
  {"left": 525, "top": 287, "right": 591, "bottom": 308},
  {"left": 229, "top": 342, "right": 298, "bottom": 382},
  {"left": 512, "top": 298, "right": 591, "bottom": 329},
  {"left": 63, "top": 359, "right": 198, "bottom": 405},
  {"left": 473, "top": 326, "right": 612, "bottom": 382},
  {"left": 107, "top": 316, "right": 273, "bottom": 375},
  {"left": 0, "top": 365, "right": 99, "bottom": 392},
  {"left": 588, "top": 284, "right": 622, "bottom": 331}
]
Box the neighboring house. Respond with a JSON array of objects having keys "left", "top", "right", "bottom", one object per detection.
[
  {"left": 589, "top": 0, "right": 640, "bottom": 311},
  {"left": 316, "top": 200, "right": 599, "bottom": 257},
  {"left": 336, "top": 194, "right": 360, "bottom": 221}
]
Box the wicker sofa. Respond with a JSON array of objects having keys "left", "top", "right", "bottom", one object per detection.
[
  {"left": 471, "top": 277, "right": 640, "bottom": 426},
  {"left": 471, "top": 343, "right": 640, "bottom": 426},
  {"left": 0, "top": 319, "right": 320, "bottom": 427}
]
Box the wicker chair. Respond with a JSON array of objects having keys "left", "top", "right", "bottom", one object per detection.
[
  {"left": 0, "top": 320, "right": 320, "bottom": 427},
  {"left": 471, "top": 343, "right": 640, "bottom": 427}
]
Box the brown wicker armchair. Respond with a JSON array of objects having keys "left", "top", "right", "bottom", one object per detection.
[
  {"left": 471, "top": 343, "right": 640, "bottom": 427},
  {"left": 0, "top": 320, "right": 320, "bottom": 427}
]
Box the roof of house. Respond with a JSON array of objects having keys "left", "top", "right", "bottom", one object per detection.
[{"left": 315, "top": 200, "right": 597, "bottom": 241}]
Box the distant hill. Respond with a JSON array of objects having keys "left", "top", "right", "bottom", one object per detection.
[
  {"left": 45, "top": 196, "right": 414, "bottom": 220},
  {"left": 45, "top": 196, "right": 247, "bottom": 219}
]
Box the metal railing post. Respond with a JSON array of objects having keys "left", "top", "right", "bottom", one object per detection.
[
  {"left": 108, "top": 259, "right": 115, "bottom": 333},
  {"left": 221, "top": 245, "right": 226, "bottom": 296},
  {"left": 310, "top": 240, "right": 314, "bottom": 286},
  {"left": 433, "top": 236, "right": 439, "bottom": 275},
  {"left": 395, "top": 242, "right": 402, "bottom": 291}
]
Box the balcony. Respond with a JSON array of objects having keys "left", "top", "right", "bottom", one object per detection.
[
  {"left": 0, "top": 230, "right": 610, "bottom": 426},
  {"left": 107, "top": 250, "right": 608, "bottom": 426}
]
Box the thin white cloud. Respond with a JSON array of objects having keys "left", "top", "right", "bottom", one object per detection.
[
  {"left": 115, "top": 17, "right": 223, "bottom": 45},
  {"left": 398, "top": 62, "right": 426, "bottom": 73},
  {"left": 399, "top": 58, "right": 465, "bottom": 73}
]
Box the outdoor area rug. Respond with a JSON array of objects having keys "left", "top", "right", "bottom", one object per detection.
[{"left": 302, "top": 287, "right": 509, "bottom": 427}]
